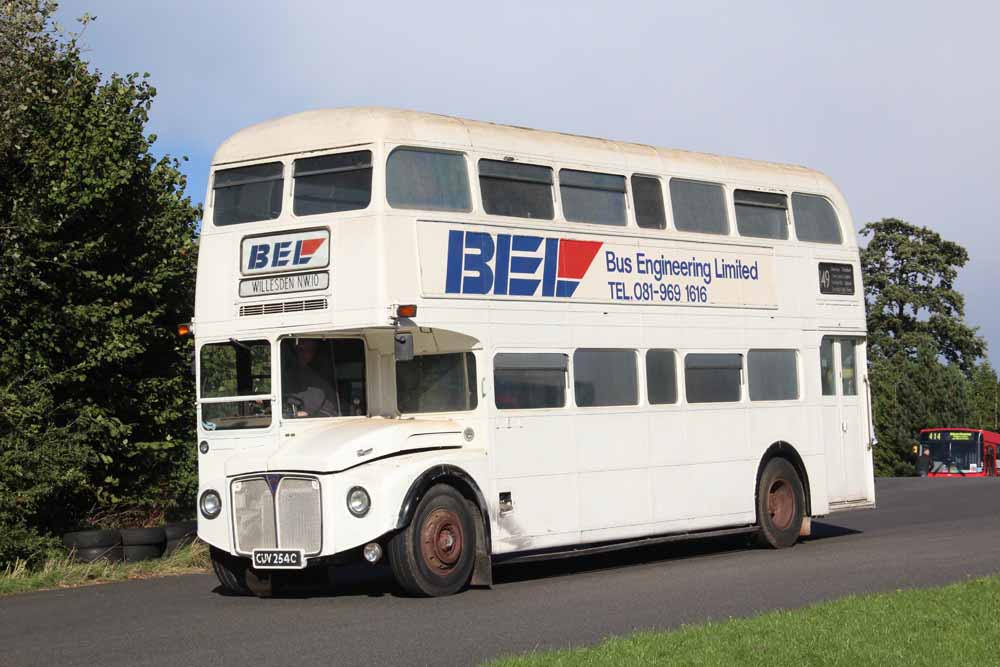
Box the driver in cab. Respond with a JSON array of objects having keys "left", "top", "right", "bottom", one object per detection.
[{"left": 283, "top": 338, "right": 338, "bottom": 418}]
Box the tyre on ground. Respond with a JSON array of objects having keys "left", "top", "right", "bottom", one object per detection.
[
  {"left": 164, "top": 520, "right": 198, "bottom": 555},
  {"left": 388, "top": 483, "right": 476, "bottom": 597},
  {"left": 72, "top": 545, "right": 125, "bottom": 563},
  {"left": 62, "top": 528, "right": 121, "bottom": 551},
  {"left": 755, "top": 457, "right": 806, "bottom": 549},
  {"left": 210, "top": 546, "right": 252, "bottom": 595},
  {"left": 120, "top": 527, "right": 166, "bottom": 562}
]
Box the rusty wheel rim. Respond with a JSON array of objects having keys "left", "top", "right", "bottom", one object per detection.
[
  {"left": 767, "top": 479, "right": 795, "bottom": 530},
  {"left": 419, "top": 508, "right": 464, "bottom": 576}
]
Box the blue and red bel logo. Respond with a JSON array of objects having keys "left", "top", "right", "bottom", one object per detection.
[
  {"left": 246, "top": 237, "right": 326, "bottom": 271},
  {"left": 445, "top": 230, "right": 602, "bottom": 298}
]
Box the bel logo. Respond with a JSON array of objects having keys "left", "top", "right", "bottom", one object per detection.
[{"left": 445, "top": 230, "right": 602, "bottom": 298}]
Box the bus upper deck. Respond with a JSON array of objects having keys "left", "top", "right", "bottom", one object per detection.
[{"left": 194, "top": 107, "right": 863, "bottom": 341}]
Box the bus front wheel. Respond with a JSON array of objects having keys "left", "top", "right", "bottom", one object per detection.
[
  {"left": 755, "top": 458, "right": 805, "bottom": 549},
  {"left": 388, "top": 484, "right": 476, "bottom": 597}
]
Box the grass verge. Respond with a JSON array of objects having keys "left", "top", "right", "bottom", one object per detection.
[
  {"left": 490, "top": 575, "right": 1000, "bottom": 666},
  {"left": 0, "top": 541, "right": 210, "bottom": 596}
]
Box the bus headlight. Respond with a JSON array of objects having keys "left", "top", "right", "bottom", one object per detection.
[
  {"left": 347, "top": 486, "right": 371, "bottom": 517},
  {"left": 200, "top": 489, "right": 222, "bottom": 519}
]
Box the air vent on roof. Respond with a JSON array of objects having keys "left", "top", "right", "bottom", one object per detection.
[{"left": 239, "top": 299, "right": 328, "bottom": 317}]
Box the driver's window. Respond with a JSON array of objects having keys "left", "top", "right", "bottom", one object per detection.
[{"left": 280, "top": 338, "right": 367, "bottom": 419}]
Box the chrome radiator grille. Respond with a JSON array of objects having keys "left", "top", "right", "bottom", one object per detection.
[
  {"left": 276, "top": 478, "right": 322, "bottom": 555},
  {"left": 231, "top": 475, "right": 322, "bottom": 555}
]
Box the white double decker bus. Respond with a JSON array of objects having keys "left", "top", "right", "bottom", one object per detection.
[{"left": 194, "top": 108, "right": 876, "bottom": 597}]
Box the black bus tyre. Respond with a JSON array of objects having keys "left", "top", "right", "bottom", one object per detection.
[
  {"left": 62, "top": 529, "right": 121, "bottom": 550},
  {"left": 388, "top": 484, "right": 476, "bottom": 597},
  {"left": 210, "top": 546, "right": 252, "bottom": 595},
  {"left": 755, "top": 457, "right": 805, "bottom": 549}
]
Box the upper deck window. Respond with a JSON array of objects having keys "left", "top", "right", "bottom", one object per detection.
[
  {"left": 386, "top": 147, "right": 471, "bottom": 212},
  {"left": 479, "top": 159, "right": 554, "bottom": 219},
  {"left": 212, "top": 162, "right": 283, "bottom": 226},
  {"left": 734, "top": 190, "right": 789, "bottom": 240},
  {"left": 559, "top": 169, "right": 627, "bottom": 226},
  {"left": 632, "top": 175, "right": 666, "bottom": 230},
  {"left": 670, "top": 178, "right": 728, "bottom": 235},
  {"left": 293, "top": 150, "right": 372, "bottom": 216},
  {"left": 792, "top": 193, "right": 843, "bottom": 244}
]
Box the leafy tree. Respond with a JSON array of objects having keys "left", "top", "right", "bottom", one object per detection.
[
  {"left": 0, "top": 1, "right": 199, "bottom": 565},
  {"left": 869, "top": 346, "right": 973, "bottom": 476},
  {"left": 968, "top": 362, "right": 999, "bottom": 432},
  {"left": 861, "top": 219, "right": 989, "bottom": 475},
  {"left": 860, "top": 218, "right": 985, "bottom": 373}
]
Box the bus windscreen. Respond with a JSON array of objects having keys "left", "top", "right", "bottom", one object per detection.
[{"left": 919, "top": 430, "right": 982, "bottom": 474}]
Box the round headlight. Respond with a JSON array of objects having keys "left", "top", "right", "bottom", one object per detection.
[
  {"left": 347, "top": 486, "right": 371, "bottom": 517},
  {"left": 200, "top": 489, "right": 222, "bottom": 519}
]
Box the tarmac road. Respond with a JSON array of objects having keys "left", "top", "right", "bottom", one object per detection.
[{"left": 2, "top": 477, "right": 998, "bottom": 666}]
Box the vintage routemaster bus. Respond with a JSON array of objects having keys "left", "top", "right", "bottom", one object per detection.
[
  {"left": 918, "top": 428, "right": 1000, "bottom": 477},
  {"left": 193, "top": 108, "right": 877, "bottom": 597}
]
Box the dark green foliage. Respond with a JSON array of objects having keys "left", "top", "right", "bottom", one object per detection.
[
  {"left": 0, "top": 1, "right": 199, "bottom": 566},
  {"left": 861, "top": 219, "right": 998, "bottom": 475}
]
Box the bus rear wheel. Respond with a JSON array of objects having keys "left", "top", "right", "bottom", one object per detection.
[
  {"left": 755, "top": 458, "right": 805, "bottom": 549},
  {"left": 388, "top": 484, "right": 475, "bottom": 597}
]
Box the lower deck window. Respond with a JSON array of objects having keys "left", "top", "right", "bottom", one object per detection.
[
  {"left": 199, "top": 339, "right": 272, "bottom": 430},
  {"left": 574, "top": 348, "right": 637, "bottom": 407},
  {"left": 396, "top": 352, "right": 477, "bottom": 413},
  {"left": 494, "top": 353, "right": 567, "bottom": 409},
  {"left": 281, "top": 338, "right": 367, "bottom": 418},
  {"left": 685, "top": 353, "right": 742, "bottom": 403},
  {"left": 748, "top": 349, "right": 798, "bottom": 401}
]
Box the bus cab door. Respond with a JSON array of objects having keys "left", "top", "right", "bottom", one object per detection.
[{"left": 820, "top": 336, "right": 874, "bottom": 507}]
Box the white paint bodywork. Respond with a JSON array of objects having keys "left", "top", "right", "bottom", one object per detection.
[{"left": 195, "top": 108, "right": 876, "bottom": 563}]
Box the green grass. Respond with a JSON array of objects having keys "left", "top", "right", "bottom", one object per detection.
[
  {"left": 0, "top": 541, "right": 210, "bottom": 596},
  {"left": 489, "top": 575, "right": 1000, "bottom": 666}
]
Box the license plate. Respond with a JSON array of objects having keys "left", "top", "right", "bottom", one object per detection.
[{"left": 252, "top": 549, "right": 306, "bottom": 569}]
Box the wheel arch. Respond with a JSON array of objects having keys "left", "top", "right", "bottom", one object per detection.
[
  {"left": 754, "top": 441, "right": 812, "bottom": 517},
  {"left": 395, "top": 464, "right": 493, "bottom": 586}
]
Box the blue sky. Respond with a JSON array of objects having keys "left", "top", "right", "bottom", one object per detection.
[{"left": 59, "top": 1, "right": 999, "bottom": 363}]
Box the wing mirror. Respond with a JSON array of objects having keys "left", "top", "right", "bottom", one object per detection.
[{"left": 394, "top": 332, "right": 414, "bottom": 362}]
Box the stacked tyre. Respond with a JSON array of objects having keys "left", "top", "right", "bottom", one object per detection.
[
  {"left": 62, "top": 529, "right": 124, "bottom": 563},
  {"left": 63, "top": 520, "right": 198, "bottom": 563},
  {"left": 120, "top": 527, "right": 166, "bottom": 562},
  {"left": 164, "top": 520, "right": 198, "bottom": 555}
]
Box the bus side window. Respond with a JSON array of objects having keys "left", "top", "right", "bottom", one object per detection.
[
  {"left": 479, "top": 159, "right": 554, "bottom": 220},
  {"left": 559, "top": 169, "right": 627, "bottom": 226},
  {"left": 573, "top": 349, "right": 638, "bottom": 407},
  {"left": 631, "top": 175, "right": 666, "bottom": 230},
  {"left": 734, "top": 190, "right": 789, "bottom": 240},
  {"left": 646, "top": 349, "right": 678, "bottom": 404},
  {"left": 669, "top": 178, "right": 728, "bottom": 235},
  {"left": 792, "top": 193, "right": 843, "bottom": 244},
  {"left": 748, "top": 349, "right": 799, "bottom": 401},
  {"left": 841, "top": 340, "right": 858, "bottom": 396},
  {"left": 684, "top": 353, "right": 742, "bottom": 403},
  {"left": 820, "top": 338, "right": 836, "bottom": 396},
  {"left": 493, "top": 353, "right": 567, "bottom": 409}
]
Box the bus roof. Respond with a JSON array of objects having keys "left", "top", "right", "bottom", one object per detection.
[{"left": 211, "top": 107, "right": 838, "bottom": 194}]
